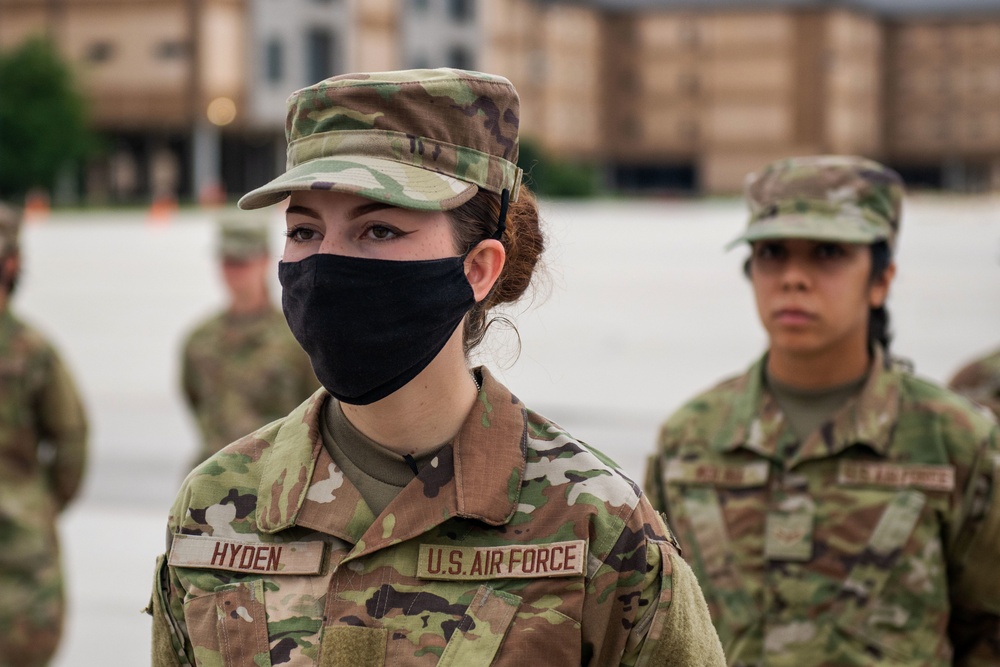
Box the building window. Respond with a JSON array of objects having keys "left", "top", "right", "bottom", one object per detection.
[
  {"left": 155, "top": 40, "right": 188, "bottom": 60},
  {"left": 447, "top": 45, "right": 473, "bottom": 70},
  {"left": 679, "top": 19, "right": 700, "bottom": 47},
  {"left": 266, "top": 39, "right": 283, "bottom": 83},
  {"left": 448, "top": 0, "right": 473, "bottom": 22},
  {"left": 306, "top": 29, "right": 337, "bottom": 83},
  {"left": 85, "top": 41, "right": 115, "bottom": 63}
]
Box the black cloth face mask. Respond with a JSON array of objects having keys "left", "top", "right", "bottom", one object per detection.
[{"left": 278, "top": 252, "right": 476, "bottom": 405}]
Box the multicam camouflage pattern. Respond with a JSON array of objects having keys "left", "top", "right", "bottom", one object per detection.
[
  {"left": 217, "top": 215, "right": 270, "bottom": 261},
  {"left": 238, "top": 69, "right": 523, "bottom": 212},
  {"left": 181, "top": 305, "right": 319, "bottom": 466},
  {"left": 0, "top": 308, "right": 88, "bottom": 667},
  {"left": 645, "top": 347, "right": 1000, "bottom": 666},
  {"left": 151, "top": 369, "right": 725, "bottom": 666},
  {"left": 949, "top": 347, "right": 1000, "bottom": 420},
  {"left": 727, "top": 155, "right": 905, "bottom": 250}
]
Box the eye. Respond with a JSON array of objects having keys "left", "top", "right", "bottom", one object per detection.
[
  {"left": 285, "top": 226, "right": 318, "bottom": 243},
  {"left": 362, "top": 223, "right": 405, "bottom": 242},
  {"left": 754, "top": 242, "right": 786, "bottom": 261},
  {"left": 814, "top": 243, "right": 847, "bottom": 260}
]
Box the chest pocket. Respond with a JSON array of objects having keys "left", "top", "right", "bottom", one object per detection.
[
  {"left": 319, "top": 586, "right": 522, "bottom": 667},
  {"left": 171, "top": 535, "right": 331, "bottom": 667},
  {"left": 832, "top": 461, "right": 954, "bottom": 661},
  {"left": 663, "top": 459, "right": 767, "bottom": 643},
  {"left": 184, "top": 580, "right": 272, "bottom": 667}
]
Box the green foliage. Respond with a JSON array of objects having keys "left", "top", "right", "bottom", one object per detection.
[
  {"left": 517, "top": 138, "right": 601, "bottom": 198},
  {"left": 0, "top": 37, "right": 96, "bottom": 199}
]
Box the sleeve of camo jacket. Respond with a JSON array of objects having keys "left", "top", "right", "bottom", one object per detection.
[
  {"left": 644, "top": 453, "right": 668, "bottom": 513},
  {"left": 180, "top": 337, "right": 199, "bottom": 410},
  {"left": 149, "top": 550, "right": 194, "bottom": 667},
  {"left": 950, "top": 425, "right": 1000, "bottom": 667},
  {"left": 616, "top": 504, "right": 725, "bottom": 667},
  {"left": 36, "top": 347, "right": 88, "bottom": 511}
]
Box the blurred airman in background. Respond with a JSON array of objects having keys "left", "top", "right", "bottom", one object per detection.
[
  {"left": 0, "top": 201, "right": 88, "bottom": 667},
  {"left": 645, "top": 156, "right": 1000, "bottom": 666},
  {"left": 180, "top": 214, "right": 318, "bottom": 468}
]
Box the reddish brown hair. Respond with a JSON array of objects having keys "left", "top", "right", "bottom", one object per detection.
[{"left": 447, "top": 186, "right": 545, "bottom": 354}]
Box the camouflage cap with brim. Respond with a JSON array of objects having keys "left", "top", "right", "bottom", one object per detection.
[
  {"left": 218, "top": 213, "right": 270, "bottom": 260},
  {"left": 727, "top": 155, "right": 904, "bottom": 251},
  {"left": 238, "top": 68, "right": 523, "bottom": 212}
]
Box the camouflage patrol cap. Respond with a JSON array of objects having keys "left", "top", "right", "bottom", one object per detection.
[
  {"left": 0, "top": 202, "right": 22, "bottom": 256},
  {"left": 727, "top": 155, "right": 904, "bottom": 250},
  {"left": 217, "top": 214, "right": 270, "bottom": 260},
  {"left": 238, "top": 68, "right": 523, "bottom": 211}
]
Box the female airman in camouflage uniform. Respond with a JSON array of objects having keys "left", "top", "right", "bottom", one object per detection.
[
  {"left": 0, "top": 202, "right": 88, "bottom": 667},
  {"left": 149, "top": 69, "right": 724, "bottom": 667},
  {"left": 645, "top": 156, "right": 1000, "bottom": 666},
  {"left": 180, "top": 216, "right": 318, "bottom": 468}
]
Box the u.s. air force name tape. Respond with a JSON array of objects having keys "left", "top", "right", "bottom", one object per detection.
[
  {"left": 417, "top": 540, "right": 587, "bottom": 580},
  {"left": 837, "top": 461, "right": 955, "bottom": 492},
  {"left": 168, "top": 534, "right": 324, "bottom": 574}
]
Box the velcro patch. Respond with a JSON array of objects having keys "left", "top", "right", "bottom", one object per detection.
[
  {"left": 837, "top": 461, "right": 955, "bottom": 492},
  {"left": 168, "top": 534, "right": 324, "bottom": 575},
  {"left": 665, "top": 460, "right": 769, "bottom": 488},
  {"left": 417, "top": 541, "right": 586, "bottom": 580}
]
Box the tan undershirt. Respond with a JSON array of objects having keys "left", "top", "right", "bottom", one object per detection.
[
  {"left": 766, "top": 370, "right": 868, "bottom": 442},
  {"left": 320, "top": 400, "right": 441, "bottom": 517}
]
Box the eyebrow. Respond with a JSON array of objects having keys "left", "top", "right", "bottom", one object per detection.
[
  {"left": 285, "top": 205, "right": 320, "bottom": 220},
  {"left": 346, "top": 201, "right": 399, "bottom": 219},
  {"left": 285, "top": 201, "right": 400, "bottom": 221}
]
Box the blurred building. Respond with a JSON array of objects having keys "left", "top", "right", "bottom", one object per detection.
[
  {"left": 598, "top": 0, "right": 1000, "bottom": 193},
  {"left": 0, "top": 0, "right": 399, "bottom": 204},
  {"left": 0, "top": 0, "right": 998, "bottom": 200}
]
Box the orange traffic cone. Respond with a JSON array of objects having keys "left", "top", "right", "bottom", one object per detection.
[
  {"left": 24, "top": 189, "right": 50, "bottom": 224},
  {"left": 147, "top": 195, "right": 178, "bottom": 225}
]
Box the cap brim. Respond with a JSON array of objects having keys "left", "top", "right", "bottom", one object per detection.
[
  {"left": 238, "top": 156, "right": 478, "bottom": 211},
  {"left": 724, "top": 214, "right": 888, "bottom": 250}
]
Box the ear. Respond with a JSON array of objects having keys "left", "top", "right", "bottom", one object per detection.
[
  {"left": 463, "top": 239, "right": 506, "bottom": 303},
  {"left": 869, "top": 261, "right": 896, "bottom": 308}
]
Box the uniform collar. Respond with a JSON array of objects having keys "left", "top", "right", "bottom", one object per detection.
[
  {"left": 716, "top": 346, "right": 900, "bottom": 467},
  {"left": 256, "top": 367, "right": 527, "bottom": 546}
]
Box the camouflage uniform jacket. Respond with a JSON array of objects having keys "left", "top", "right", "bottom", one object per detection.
[
  {"left": 151, "top": 368, "right": 725, "bottom": 667},
  {"left": 181, "top": 305, "right": 318, "bottom": 465},
  {"left": 0, "top": 307, "right": 88, "bottom": 664},
  {"left": 645, "top": 348, "right": 1000, "bottom": 667},
  {"left": 949, "top": 347, "right": 1000, "bottom": 421}
]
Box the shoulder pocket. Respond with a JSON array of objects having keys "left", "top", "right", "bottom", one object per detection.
[
  {"left": 835, "top": 489, "right": 928, "bottom": 661},
  {"left": 183, "top": 579, "right": 272, "bottom": 667},
  {"left": 634, "top": 545, "right": 725, "bottom": 667},
  {"left": 149, "top": 554, "right": 192, "bottom": 667}
]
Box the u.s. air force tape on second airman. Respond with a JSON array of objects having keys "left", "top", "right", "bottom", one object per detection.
[
  {"left": 837, "top": 461, "right": 955, "bottom": 492},
  {"left": 168, "top": 534, "right": 325, "bottom": 574}
]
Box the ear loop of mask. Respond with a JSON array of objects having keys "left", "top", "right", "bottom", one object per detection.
[
  {"left": 492, "top": 188, "right": 510, "bottom": 241},
  {"left": 462, "top": 188, "right": 510, "bottom": 260}
]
